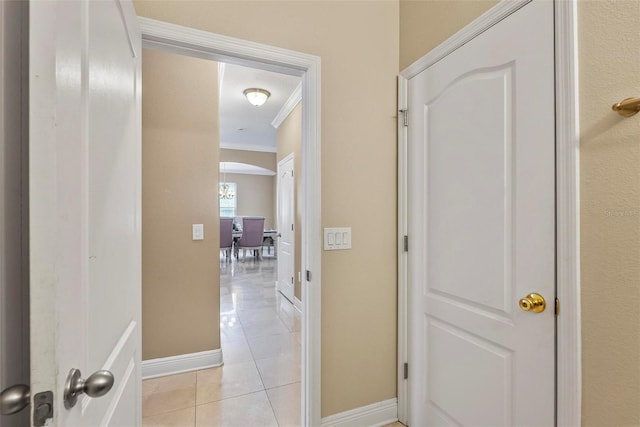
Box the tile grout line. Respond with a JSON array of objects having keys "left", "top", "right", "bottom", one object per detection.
[{"left": 264, "top": 386, "right": 283, "bottom": 427}]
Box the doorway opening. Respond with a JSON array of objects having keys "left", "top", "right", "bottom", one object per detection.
[{"left": 139, "top": 18, "right": 322, "bottom": 426}]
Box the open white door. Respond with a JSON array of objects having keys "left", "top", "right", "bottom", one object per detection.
[
  {"left": 407, "top": 1, "right": 555, "bottom": 425},
  {"left": 277, "top": 154, "right": 295, "bottom": 302},
  {"left": 29, "top": 1, "right": 141, "bottom": 425}
]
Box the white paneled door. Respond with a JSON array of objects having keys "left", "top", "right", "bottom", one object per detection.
[
  {"left": 407, "top": 1, "right": 555, "bottom": 425},
  {"left": 29, "top": 1, "right": 141, "bottom": 425},
  {"left": 277, "top": 154, "right": 295, "bottom": 303}
]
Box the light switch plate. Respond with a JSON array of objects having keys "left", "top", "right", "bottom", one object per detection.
[
  {"left": 192, "top": 224, "right": 204, "bottom": 240},
  {"left": 324, "top": 227, "right": 351, "bottom": 250}
]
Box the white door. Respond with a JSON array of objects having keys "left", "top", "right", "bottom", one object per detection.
[
  {"left": 407, "top": 1, "right": 555, "bottom": 425},
  {"left": 277, "top": 154, "right": 295, "bottom": 302},
  {"left": 29, "top": 1, "right": 141, "bottom": 425}
]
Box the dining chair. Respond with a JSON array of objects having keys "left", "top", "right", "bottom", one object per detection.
[
  {"left": 236, "top": 217, "right": 265, "bottom": 260},
  {"left": 219, "top": 217, "right": 234, "bottom": 261}
]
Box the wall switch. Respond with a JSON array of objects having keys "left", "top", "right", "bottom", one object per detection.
[
  {"left": 192, "top": 224, "right": 204, "bottom": 240},
  {"left": 323, "top": 227, "right": 352, "bottom": 250}
]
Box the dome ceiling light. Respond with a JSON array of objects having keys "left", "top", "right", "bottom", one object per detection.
[{"left": 243, "top": 88, "right": 271, "bottom": 107}]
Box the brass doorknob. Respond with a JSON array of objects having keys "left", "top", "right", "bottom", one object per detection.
[{"left": 519, "top": 293, "right": 546, "bottom": 313}]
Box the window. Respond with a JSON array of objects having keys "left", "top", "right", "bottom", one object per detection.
[{"left": 219, "top": 182, "right": 237, "bottom": 218}]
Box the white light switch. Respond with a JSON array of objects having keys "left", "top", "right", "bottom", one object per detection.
[
  {"left": 192, "top": 224, "right": 204, "bottom": 240},
  {"left": 324, "top": 227, "right": 351, "bottom": 250}
]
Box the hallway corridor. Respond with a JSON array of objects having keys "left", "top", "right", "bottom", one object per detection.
[{"left": 142, "top": 256, "right": 301, "bottom": 426}]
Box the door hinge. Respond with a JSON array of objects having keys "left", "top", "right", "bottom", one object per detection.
[
  {"left": 306, "top": 270, "right": 312, "bottom": 282},
  {"left": 555, "top": 298, "right": 559, "bottom": 316},
  {"left": 33, "top": 391, "right": 54, "bottom": 427},
  {"left": 399, "top": 109, "right": 408, "bottom": 127},
  {"left": 403, "top": 363, "right": 408, "bottom": 379},
  {"left": 291, "top": 223, "right": 294, "bottom": 231},
  {"left": 403, "top": 235, "right": 409, "bottom": 252},
  {"left": 291, "top": 276, "right": 294, "bottom": 284}
]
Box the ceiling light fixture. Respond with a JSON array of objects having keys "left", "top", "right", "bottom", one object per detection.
[
  {"left": 243, "top": 88, "right": 271, "bottom": 107},
  {"left": 219, "top": 163, "right": 235, "bottom": 200}
]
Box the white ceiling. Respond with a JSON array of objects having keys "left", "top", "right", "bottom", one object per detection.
[{"left": 219, "top": 63, "right": 301, "bottom": 153}]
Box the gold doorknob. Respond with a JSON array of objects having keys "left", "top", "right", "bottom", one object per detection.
[{"left": 518, "top": 293, "right": 546, "bottom": 313}]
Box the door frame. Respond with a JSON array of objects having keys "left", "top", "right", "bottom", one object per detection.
[
  {"left": 396, "top": 0, "right": 580, "bottom": 424},
  {"left": 138, "top": 18, "right": 322, "bottom": 427}
]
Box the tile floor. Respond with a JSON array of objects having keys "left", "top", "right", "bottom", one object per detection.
[
  {"left": 142, "top": 253, "right": 405, "bottom": 427},
  {"left": 142, "top": 254, "right": 302, "bottom": 427}
]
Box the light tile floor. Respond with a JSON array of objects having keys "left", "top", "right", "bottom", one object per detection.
[
  {"left": 143, "top": 254, "right": 302, "bottom": 427},
  {"left": 142, "top": 254, "right": 405, "bottom": 427}
]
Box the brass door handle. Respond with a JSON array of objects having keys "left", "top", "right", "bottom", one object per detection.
[{"left": 519, "top": 293, "right": 546, "bottom": 313}]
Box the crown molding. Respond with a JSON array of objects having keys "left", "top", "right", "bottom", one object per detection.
[
  {"left": 219, "top": 142, "right": 277, "bottom": 153},
  {"left": 272, "top": 82, "right": 302, "bottom": 129}
]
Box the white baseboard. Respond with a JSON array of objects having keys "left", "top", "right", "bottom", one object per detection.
[
  {"left": 142, "top": 349, "right": 223, "bottom": 379},
  {"left": 321, "top": 398, "right": 398, "bottom": 427},
  {"left": 275, "top": 280, "right": 302, "bottom": 312}
]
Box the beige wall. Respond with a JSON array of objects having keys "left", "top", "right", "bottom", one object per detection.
[
  {"left": 220, "top": 148, "right": 276, "bottom": 172},
  {"left": 579, "top": 0, "right": 640, "bottom": 424},
  {"left": 219, "top": 148, "right": 278, "bottom": 228},
  {"left": 399, "top": 0, "right": 640, "bottom": 423},
  {"left": 221, "top": 172, "right": 276, "bottom": 229},
  {"left": 142, "top": 48, "right": 220, "bottom": 360},
  {"left": 134, "top": 0, "right": 399, "bottom": 417},
  {"left": 399, "top": 0, "right": 497, "bottom": 69},
  {"left": 277, "top": 103, "right": 303, "bottom": 301}
]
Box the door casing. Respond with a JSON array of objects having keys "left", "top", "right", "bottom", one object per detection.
[
  {"left": 396, "top": 0, "right": 581, "bottom": 424},
  {"left": 139, "top": 18, "right": 322, "bottom": 427}
]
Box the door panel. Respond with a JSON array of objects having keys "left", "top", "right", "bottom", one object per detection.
[
  {"left": 426, "top": 65, "right": 514, "bottom": 315},
  {"left": 29, "top": 1, "right": 141, "bottom": 425},
  {"left": 407, "top": 1, "right": 555, "bottom": 425},
  {"left": 426, "top": 319, "right": 512, "bottom": 426}
]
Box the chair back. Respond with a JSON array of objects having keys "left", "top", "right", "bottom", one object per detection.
[
  {"left": 220, "top": 217, "right": 233, "bottom": 249},
  {"left": 237, "top": 217, "right": 265, "bottom": 248}
]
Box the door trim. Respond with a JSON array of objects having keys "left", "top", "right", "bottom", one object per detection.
[
  {"left": 396, "top": 0, "right": 580, "bottom": 424},
  {"left": 138, "top": 18, "right": 322, "bottom": 427}
]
